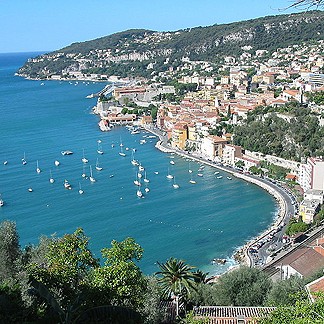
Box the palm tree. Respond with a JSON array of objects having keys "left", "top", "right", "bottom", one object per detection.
[{"left": 156, "top": 258, "right": 200, "bottom": 317}]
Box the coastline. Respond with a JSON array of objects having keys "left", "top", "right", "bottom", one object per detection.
[{"left": 147, "top": 126, "right": 290, "bottom": 269}]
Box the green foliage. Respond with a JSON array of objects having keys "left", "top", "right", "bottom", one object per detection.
[
  {"left": 156, "top": 258, "right": 199, "bottom": 299},
  {"left": 306, "top": 91, "right": 324, "bottom": 105},
  {"left": 211, "top": 266, "right": 272, "bottom": 306},
  {"left": 266, "top": 276, "right": 307, "bottom": 306},
  {"left": 233, "top": 104, "right": 324, "bottom": 161},
  {"left": 179, "top": 310, "right": 209, "bottom": 324},
  {"left": 0, "top": 220, "right": 21, "bottom": 285},
  {"left": 285, "top": 219, "right": 309, "bottom": 236},
  {"left": 259, "top": 294, "right": 324, "bottom": 324}
]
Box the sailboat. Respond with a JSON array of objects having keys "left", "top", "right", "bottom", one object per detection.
[
  {"left": 3, "top": 160, "right": 8, "bottom": 165},
  {"left": 97, "top": 140, "right": 104, "bottom": 154},
  {"left": 36, "top": 160, "right": 41, "bottom": 174},
  {"left": 166, "top": 168, "right": 174, "bottom": 179},
  {"left": 89, "top": 165, "right": 96, "bottom": 183},
  {"left": 63, "top": 179, "right": 72, "bottom": 190},
  {"left": 144, "top": 183, "right": 150, "bottom": 193},
  {"left": 54, "top": 160, "right": 60, "bottom": 166},
  {"left": 136, "top": 189, "right": 143, "bottom": 198},
  {"left": 188, "top": 162, "right": 192, "bottom": 173},
  {"left": 143, "top": 171, "right": 150, "bottom": 183},
  {"left": 119, "top": 145, "right": 126, "bottom": 157},
  {"left": 173, "top": 176, "right": 180, "bottom": 189},
  {"left": 131, "top": 150, "right": 139, "bottom": 166},
  {"left": 95, "top": 158, "right": 103, "bottom": 171},
  {"left": 170, "top": 160, "right": 175, "bottom": 165},
  {"left": 78, "top": 182, "right": 84, "bottom": 195},
  {"left": 49, "top": 170, "right": 55, "bottom": 183},
  {"left": 133, "top": 172, "right": 141, "bottom": 186},
  {"left": 81, "top": 164, "right": 87, "bottom": 178},
  {"left": 81, "top": 149, "right": 89, "bottom": 163},
  {"left": 189, "top": 173, "right": 196, "bottom": 184},
  {"left": 22, "top": 152, "right": 27, "bottom": 165},
  {"left": 0, "top": 194, "right": 4, "bottom": 207}
]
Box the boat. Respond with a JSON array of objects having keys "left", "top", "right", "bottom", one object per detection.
[
  {"left": 95, "top": 158, "right": 103, "bottom": 171},
  {"left": 0, "top": 194, "right": 4, "bottom": 207},
  {"left": 131, "top": 151, "right": 139, "bottom": 166},
  {"left": 173, "top": 177, "right": 180, "bottom": 189},
  {"left": 78, "top": 182, "right": 84, "bottom": 195},
  {"left": 36, "top": 160, "right": 41, "bottom": 174},
  {"left": 154, "top": 171, "right": 159, "bottom": 175},
  {"left": 138, "top": 164, "right": 145, "bottom": 172},
  {"left": 22, "top": 152, "right": 27, "bottom": 165},
  {"left": 54, "top": 160, "right": 60, "bottom": 166},
  {"left": 81, "top": 149, "right": 89, "bottom": 163},
  {"left": 189, "top": 173, "right": 196, "bottom": 184},
  {"left": 61, "top": 150, "right": 73, "bottom": 156},
  {"left": 227, "top": 176, "right": 232, "bottom": 180},
  {"left": 170, "top": 160, "right": 175, "bottom": 165},
  {"left": 197, "top": 173, "right": 203, "bottom": 177},
  {"left": 143, "top": 172, "right": 150, "bottom": 183},
  {"left": 119, "top": 145, "right": 126, "bottom": 157},
  {"left": 139, "top": 139, "right": 146, "bottom": 145},
  {"left": 63, "top": 179, "right": 72, "bottom": 190},
  {"left": 136, "top": 189, "right": 143, "bottom": 198},
  {"left": 28, "top": 188, "right": 33, "bottom": 192},
  {"left": 212, "top": 258, "right": 227, "bottom": 265},
  {"left": 137, "top": 172, "right": 142, "bottom": 179},
  {"left": 49, "top": 170, "right": 55, "bottom": 183},
  {"left": 217, "top": 175, "right": 223, "bottom": 179},
  {"left": 188, "top": 162, "right": 192, "bottom": 173},
  {"left": 97, "top": 141, "right": 104, "bottom": 154},
  {"left": 145, "top": 186, "right": 150, "bottom": 193},
  {"left": 3, "top": 160, "right": 8, "bottom": 165},
  {"left": 89, "top": 165, "right": 96, "bottom": 183},
  {"left": 166, "top": 168, "right": 174, "bottom": 179},
  {"left": 214, "top": 171, "right": 219, "bottom": 175},
  {"left": 81, "top": 164, "right": 87, "bottom": 178}
]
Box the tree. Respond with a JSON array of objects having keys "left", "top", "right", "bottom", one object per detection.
[
  {"left": 211, "top": 266, "right": 272, "bottom": 306},
  {"left": 88, "top": 237, "right": 147, "bottom": 310},
  {"left": 287, "top": 1, "right": 324, "bottom": 9},
  {"left": 0, "top": 220, "right": 21, "bottom": 284},
  {"left": 266, "top": 276, "right": 307, "bottom": 306}
]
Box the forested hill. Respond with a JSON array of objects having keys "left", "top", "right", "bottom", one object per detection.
[{"left": 18, "top": 10, "right": 324, "bottom": 79}]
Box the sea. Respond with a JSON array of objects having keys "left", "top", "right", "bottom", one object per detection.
[{"left": 0, "top": 52, "right": 277, "bottom": 275}]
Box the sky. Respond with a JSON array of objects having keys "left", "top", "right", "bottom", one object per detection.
[{"left": 0, "top": 0, "right": 304, "bottom": 53}]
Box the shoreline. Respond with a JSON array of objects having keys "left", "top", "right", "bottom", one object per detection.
[{"left": 146, "top": 126, "right": 290, "bottom": 269}]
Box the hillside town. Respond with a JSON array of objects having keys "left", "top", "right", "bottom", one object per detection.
[{"left": 91, "top": 40, "right": 324, "bottom": 229}]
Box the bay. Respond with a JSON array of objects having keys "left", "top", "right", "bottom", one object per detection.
[{"left": 0, "top": 52, "right": 277, "bottom": 275}]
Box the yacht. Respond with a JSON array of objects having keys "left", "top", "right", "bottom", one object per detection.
[
  {"left": 0, "top": 195, "right": 4, "bottom": 207},
  {"left": 61, "top": 150, "right": 73, "bottom": 156},
  {"left": 89, "top": 165, "right": 96, "bottom": 183},
  {"left": 36, "top": 160, "right": 41, "bottom": 174},
  {"left": 136, "top": 189, "right": 143, "bottom": 198},
  {"left": 63, "top": 180, "right": 72, "bottom": 190},
  {"left": 81, "top": 149, "right": 89, "bottom": 163},
  {"left": 54, "top": 160, "right": 60, "bottom": 166}
]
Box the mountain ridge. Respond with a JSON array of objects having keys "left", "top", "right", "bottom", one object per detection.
[{"left": 18, "top": 10, "right": 324, "bottom": 79}]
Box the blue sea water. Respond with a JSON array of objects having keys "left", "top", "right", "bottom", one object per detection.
[{"left": 0, "top": 52, "right": 277, "bottom": 275}]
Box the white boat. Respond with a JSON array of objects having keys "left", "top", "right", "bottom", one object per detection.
[
  {"left": 22, "top": 152, "right": 27, "bottom": 165},
  {"left": 97, "top": 141, "right": 104, "bottom": 154},
  {"left": 61, "top": 150, "right": 73, "bottom": 156},
  {"left": 197, "top": 173, "right": 203, "bottom": 177},
  {"left": 95, "top": 158, "right": 103, "bottom": 171},
  {"left": 143, "top": 172, "right": 150, "bottom": 183},
  {"left": 119, "top": 144, "right": 126, "bottom": 157},
  {"left": 227, "top": 176, "right": 232, "bottom": 180},
  {"left": 54, "top": 160, "right": 60, "bottom": 166},
  {"left": 214, "top": 171, "right": 219, "bottom": 175},
  {"left": 136, "top": 189, "right": 143, "bottom": 198},
  {"left": 173, "top": 177, "right": 180, "bottom": 189},
  {"left": 131, "top": 151, "right": 139, "bottom": 166},
  {"left": 49, "top": 170, "right": 55, "bottom": 183},
  {"left": 166, "top": 168, "right": 173, "bottom": 179},
  {"left": 28, "top": 188, "right": 33, "bottom": 192},
  {"left": 145, "top": 187, "right": 150, "bottom": 193},
  {"left": 170, "top": 160, "right": 175, "bottom": 165},
  {"left": 36, "top": 160, "right": 41, "bottom": 174},
  {"left": 154, "top": 171, "right": 159, "bottom": 175},
  {"left": 3, "top": 160, "right": 8, "bottom": 165},
  {"left": 78, "top": 182, "right": 84, "bottom": 195},
  {"left": 189, "top": 173, "right": 196, "bottom": 184},
  {"left": 138, "top": 172, "right": 142, "bottom": 179},
  {"left": 89, "top": 165, "right": 96, "bottom": 183},
  {"left": 217, "top": 176, "right": 223, "bottom": 179},
  {"left": 63, "top": 180, "right": 72, "bottom": 190},
  {"left": 0, "top": 194, "right": 4, "bottom": 207},
  {"left": 138, "top": 164, "right": 145, "bottom": 172},
  {"left": 81, "top": 164, "right": 87, "bottom": 178},
  {"left": 81, "top": 149, "right": 89, "bottom": 163},
  {"left": 134, "top": 179, "right": 141, "bottom": 186}
]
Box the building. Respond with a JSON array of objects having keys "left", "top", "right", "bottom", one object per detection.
[
  {"left": 299, "top": 158, "right": 324, "bottom": 193},
  {"left": 299, "top": 199, "right": 320, "bottom": 224},
  {"left": 200, "top": 135, "right": 227, "bottom": 161},
  {"left": 222, "top": 144, "right": 242, "bottom": 166},
  {"left": 171, "top": 123, "right": 188, "bottom": 150}
]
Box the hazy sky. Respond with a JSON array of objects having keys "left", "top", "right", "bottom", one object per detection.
[{"left": 0, "top": 0, "right": 303, "bottom": 53}]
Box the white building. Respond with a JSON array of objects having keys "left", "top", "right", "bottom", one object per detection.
[
  {"left": 222, "top": 144, "right": 242, "bottom": 166},
  {"left": 299, "top": 157, "right": 324, "bottom": 193}
]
